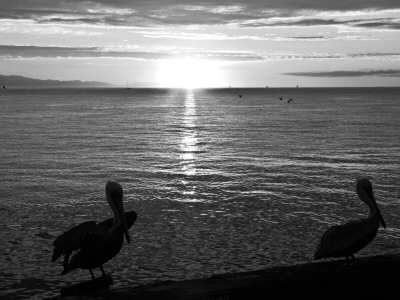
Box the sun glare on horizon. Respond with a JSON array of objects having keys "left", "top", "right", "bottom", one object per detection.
[{"left": 156, "top": 58, "right": 226, "bottom": 89}]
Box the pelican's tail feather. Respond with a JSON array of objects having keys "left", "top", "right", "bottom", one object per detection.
[
  {"left": 52, "top": 247, "right": 63, "bottom": 263},
  {"left": 52, "top": 221, "right": 97, "bottom": 262}
]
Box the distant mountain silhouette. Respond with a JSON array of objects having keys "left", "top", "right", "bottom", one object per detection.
[{"left": 0, "top": 75, "right": 113, "bottom": 88}]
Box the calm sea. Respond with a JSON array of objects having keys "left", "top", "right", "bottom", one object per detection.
[{"left": 0, "top": 87, "right": 399, "bottom": 299}]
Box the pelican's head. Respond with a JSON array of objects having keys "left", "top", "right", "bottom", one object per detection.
[
  {"left": 105, "top": 181, "right": 131, "bottom": 243},
  {"left": 356, "top": 177, "right": 386, "bottom": 228},
  {"left": 356, "top": 177, "right": 373, "bottom": 191}
]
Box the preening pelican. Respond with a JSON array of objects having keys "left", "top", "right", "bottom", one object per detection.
[
  {"left": 314, "top": 178, "right": 386, "bottom": 264},
  {"left": 52, "top": 181, "right": 137, "bottom": 279}
]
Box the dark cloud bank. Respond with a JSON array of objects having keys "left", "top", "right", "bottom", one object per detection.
[{"left": 285, "top": 70, "right": 400, "bottom": 77}]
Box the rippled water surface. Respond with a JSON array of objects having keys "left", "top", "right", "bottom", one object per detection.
[{"left": 1, "top": 88, "right": 399, "bottom": 299}]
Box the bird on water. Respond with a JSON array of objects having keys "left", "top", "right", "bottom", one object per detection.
[
  {"left": 52, "top": 181, "right": 137, "bottom": 279},
  {"left": 314, "top": 178, "right": 386, "bottom": 265}
]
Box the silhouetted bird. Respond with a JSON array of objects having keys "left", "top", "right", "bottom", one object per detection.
[
  {"left": 314, "top": 178, "right": 386, "bottom": 265},
  {"left": 52, "top": 181, "right": 137, "bottom": 279}
]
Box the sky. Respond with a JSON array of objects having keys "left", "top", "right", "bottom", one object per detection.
[{"left": 0, "top": 0, "right": 400, "bottom": 88}]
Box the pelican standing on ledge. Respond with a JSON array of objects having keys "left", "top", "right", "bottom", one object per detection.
[
  {"left": 314, "top": 178, "right": 386, "bottom": 264},
  {"left": 52, "top": 181, "right": 137, "bottom": 279}
]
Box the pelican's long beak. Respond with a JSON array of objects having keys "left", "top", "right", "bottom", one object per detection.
[
  {"left": 371, "top": 192, "right": 386, "bottom": 229},
  {"left": 376, "top": 206, "right": 386, "bottom": 229},
  {"left": 116, "top": 198, "right": 131, "bottom": 244}
]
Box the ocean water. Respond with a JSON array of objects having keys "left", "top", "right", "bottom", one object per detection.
[{"left": 0, "top": 87, "right": 399, "bottom": 299}]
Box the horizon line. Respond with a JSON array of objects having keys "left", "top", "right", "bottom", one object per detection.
[{"left": 3, "top": 86, "right": 400, "bottom": 89}]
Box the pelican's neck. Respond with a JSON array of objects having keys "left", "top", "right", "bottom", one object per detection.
[
  {"left": 111, "top": 207, "right": 122, "bottom": 231},
  {"left": 368, "top": 204, "right": 377, "bottom": 218},
  {"left": 357, "top": 185, "right": 376, "bottom": 218},
  {"left": 105, "top": 181, "right": 125, "bottom": 232},
  {"left": 107, "top": 198, "right": 122, "bottom": 232}
]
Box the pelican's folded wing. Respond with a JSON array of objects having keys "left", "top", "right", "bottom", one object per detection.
[
  {"left": 315, "top": 219, "right": 370, "bottom": 259},
  {"left": 52, "top": 221, "right": 97, "bottom": 262}
]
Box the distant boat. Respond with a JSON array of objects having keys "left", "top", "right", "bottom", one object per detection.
[
  {"left": 2, "top": 85, "right": 6, "bottom": 89},
  {"left": 279, "top": 97, "right": 283, "bottom": 100}
]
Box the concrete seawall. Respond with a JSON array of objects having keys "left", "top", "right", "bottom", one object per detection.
[{"left": 47, "top": 254, "right": 400, "bottom": 300}]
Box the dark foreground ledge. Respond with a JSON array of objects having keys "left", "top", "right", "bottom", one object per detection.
[{"left": 48, "top": 254, "right": 400, "bottom": 300}]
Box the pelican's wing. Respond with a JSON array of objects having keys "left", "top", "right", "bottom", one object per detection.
[
  {"left": 315, "top": 219, "right": 369, "bottom": 259},
  {"left": 125, "top": 211, "right": 137, "bottom": 229},
  {"left": 52, "top": 221, "right": 97, "bottom": 262}
]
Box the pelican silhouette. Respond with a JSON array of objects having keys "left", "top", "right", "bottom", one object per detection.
[
  {"left": 314, "top": 178, "right": 386, "bottom": 264},
  {"left": 52, "top": 181, "right": 137, "bottom": 279}
]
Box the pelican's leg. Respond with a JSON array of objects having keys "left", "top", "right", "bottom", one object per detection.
[
  {"left": 89, "top": 269, "right": 95, "bottom": 280},
  {"left": 100, "top": 265, "right": 106, "bottom": 277}
]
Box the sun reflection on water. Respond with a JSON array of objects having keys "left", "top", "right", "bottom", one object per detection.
[{"left": 180, "top": 90, "right": 200, "bottom": 201}]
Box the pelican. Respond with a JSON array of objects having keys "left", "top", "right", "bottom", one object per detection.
[
  {"left": 52, "top": 181, "right": 137, "bottom": 279},
  {"left": 314, "top": 178, "right": 386, "bottom": 264}
]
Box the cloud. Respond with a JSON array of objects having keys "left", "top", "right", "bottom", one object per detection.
[
  {"left": 0, "top": 20, "right": 103, "bottom": 36},
  {"left": 135, "top": 30, "right": 271, "bottom": 41},
  {"left": 242, "top": 16, "right": 400, "bottom": 31},
  {"left": 284, "top": 69, "right": 400, "bottom": 77},
  {"left": 272, "top": 52, "right": 400, "bottom": 60},
  {"left": 349, "top": 53, "right": 400, "bottom": 59},
  {"left": 0, "top": 45, "right": 175, "bottom": 60},
  {"left": 0, "top": 45, "right": 263, "bottom": 61},
  {"left": 353, "top": 19, "right": 400, "bottom": 30},
  {"left": 5, "top": 45, "right": 397, "bottom": 64},
  {"left": 285, "top": 36, "right": 328, "bottom": 40},
  {"left": 242, "top": 18, "right": 345, "bottom": 27},
  {"left": 0, "top": 0, "right": 399, "bottom": 28}
]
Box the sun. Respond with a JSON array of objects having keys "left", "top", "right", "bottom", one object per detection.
[{"left": 156, "top": 58, "right": 226, "bottom": 89}]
